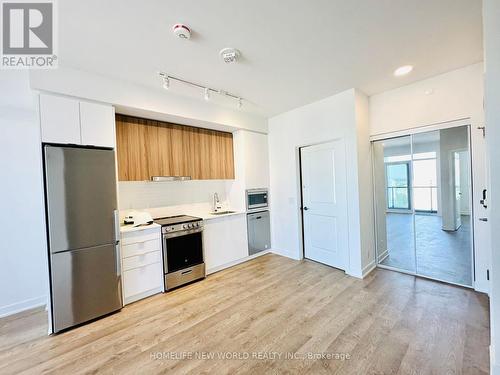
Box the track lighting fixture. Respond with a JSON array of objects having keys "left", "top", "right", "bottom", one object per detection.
[
  {"left": 162, "top": 75, "right": 170, "bottom": 89},
  {"left": 157, "top": 72, "right": 246, "bottom": 109}
]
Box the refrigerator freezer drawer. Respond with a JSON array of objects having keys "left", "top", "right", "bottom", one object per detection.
[{"left": 50, "top": 244, "right": 122, "bottom": 333}]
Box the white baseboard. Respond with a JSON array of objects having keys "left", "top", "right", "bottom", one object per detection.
[
  {"left": 270, "top": 248, "right": 301, "bottom": 261},
  {"left": 0, "top": 295, "right": 47, "bottom": 318},
  {"left": 207, "top": 250, "right": 272, "bottom": 275},
  {"left": 377, "top": 249, "right": 389, "bottom": 263},
  {"left": 362, "top": 260, "right": 377, "bottom": 277}
]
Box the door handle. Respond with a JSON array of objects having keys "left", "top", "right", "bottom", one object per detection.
[
  {"left": 115, "top": 244, "right": 122, "bottom": 277},
  {"left": 113, "top": 209, "right": 120, "bottom": 243},
  {"left": 303, "top": 207, "right": 309, "bottom": 211},
  {"left": 479, "top": 218, "right": 488, "bottom": 222}
]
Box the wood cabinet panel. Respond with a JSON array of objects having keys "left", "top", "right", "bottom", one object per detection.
[{"left": 115, "top": 114, "right": 234, "bottom": 181}]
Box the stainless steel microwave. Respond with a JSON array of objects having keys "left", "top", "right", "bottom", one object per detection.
[{"left": 246, "top": 189, "right": 269, "bottom": 211}]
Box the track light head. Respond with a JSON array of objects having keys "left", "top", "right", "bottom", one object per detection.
[
  {"left": 204, "top": 87, "right": 210, "bottom": 101},
  {"left": 162, "top": 75, "right": 170, "bottom": 90},
  {"left": 237, "top": 97, "right": 242, "bottom": 109}
]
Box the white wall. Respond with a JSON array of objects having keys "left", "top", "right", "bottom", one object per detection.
[
  {"left": 354, "top": 91, "right": 375, "bottom": 274},
  {"left": 0, "top": 71, "right": 48, "bottom": 317},
  {"left": 483, "top": 1, "right": 500, "bottom": 373},
  {"left": 268, "top": 88, "right": 374, "bottom": 277},
  {"left": 29, "top": 67, "right": 267, "bottom": 134},
  {"left": 369, "top": 63, "right": 490, "bottom": 293}
]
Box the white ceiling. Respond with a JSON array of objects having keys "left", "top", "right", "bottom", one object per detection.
[{"left": 58, "top": 0, "right": 483, "bottom": 117}]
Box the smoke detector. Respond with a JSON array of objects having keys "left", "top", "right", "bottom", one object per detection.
[
  {"left": 173, "top": 24, "right": 191, "bottom": 39},
  {"left": 219, "top": 48, "right": 241, "bottom": 64}
]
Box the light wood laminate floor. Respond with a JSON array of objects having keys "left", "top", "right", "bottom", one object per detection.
[{"left": 0, "top": 254, "right": 490, "bottom": 374}]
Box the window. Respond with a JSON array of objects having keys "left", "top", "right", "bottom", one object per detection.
[
  {"left": 386, "top": 162, "right": 410, "bottom": 210},
  {"left": 413, "top": 157, "right": 438, "bottom": 213}
]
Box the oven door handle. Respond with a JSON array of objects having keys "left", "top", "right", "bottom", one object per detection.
[{"left": 163, "top": 227, "right": 203, "bottom": 239}]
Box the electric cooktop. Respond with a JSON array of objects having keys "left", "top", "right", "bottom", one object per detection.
[{"left": 154, "top": 215, "right": 202, "bottom": 226}]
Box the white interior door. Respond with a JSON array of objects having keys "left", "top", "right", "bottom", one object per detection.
[{"left": 301, "top": 140, "right": 349, "bottom": 270}]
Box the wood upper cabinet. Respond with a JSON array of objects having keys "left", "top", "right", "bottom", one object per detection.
[{"left": 115, "top": 114, "right": 235, "bottom": 181}]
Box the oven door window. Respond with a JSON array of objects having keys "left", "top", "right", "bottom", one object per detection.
[
  {"left": 248, "top": 193, "right": 267, "bottom": 207},
  {"left": 165, "top": 232, "right": 203, "bottom": 273}
]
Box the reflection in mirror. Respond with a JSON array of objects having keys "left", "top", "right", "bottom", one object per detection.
[
  {"left": 372, "top": 126, "right": 473, "bottom": 287},
  {"left": 373, "top": 136, "right": 415, "bottom": 273},
  {"left": 413, "top": 127, "right": 472, "bottom": 286}
]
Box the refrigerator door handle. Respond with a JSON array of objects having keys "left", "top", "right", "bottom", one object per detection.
[
  {"left": 115, "top": 243, "right": 122, "bottom": 277},
  {"left": 113, "top": 209, "right": 120, "bottom": 243}
]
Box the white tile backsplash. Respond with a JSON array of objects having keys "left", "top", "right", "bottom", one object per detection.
[{"left": 118, "top": 180, "right": 230, "bottom": 210}]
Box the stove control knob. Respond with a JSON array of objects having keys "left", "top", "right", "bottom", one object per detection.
[
  {"left": 183, "top": 224, "right": 187, "bottom": 229},
  {"left": 189, "top": 223, "right": 194, "bottom": 228}
]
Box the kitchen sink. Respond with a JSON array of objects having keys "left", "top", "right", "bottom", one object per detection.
[{"left": 210, "top": 210, "right": 236, "bottom": 215}]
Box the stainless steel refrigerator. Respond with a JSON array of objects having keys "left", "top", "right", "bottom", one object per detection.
[{"left": 43, "top": 145, "right": 122, "bottom": 333}]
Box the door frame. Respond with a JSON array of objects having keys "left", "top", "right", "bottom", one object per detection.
[
  {"left": 297, "top": 138, "right": 350, "bottom": 272},
  {"left": 370, "top": 119, "right": 476, "bottom": 289}
]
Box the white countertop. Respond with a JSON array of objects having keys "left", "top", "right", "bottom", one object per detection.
[
  {"left": 120, "top": 222, "right": 161, "bottom": 233},
  {"left": 120, "top": 203, "right": 246, "bottom": 225},
  {"left": 119, "top": 203, "right": 248, "bottom": 231},
  {"left": 187, "top": 210, "right": 246, "bottom": 221}
]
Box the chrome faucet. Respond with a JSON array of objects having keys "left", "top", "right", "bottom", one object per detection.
[{"left": 213, "top": 192, "right": 222, "bottom": 212}]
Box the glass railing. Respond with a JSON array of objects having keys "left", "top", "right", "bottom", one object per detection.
[
  {"left": 413, "top": 186, "right": 438, "bottom": 212},
  {"left": 387, "top": 186, "right": 410, "bottom": 210},
  {"left": 387, "top": 186, "right": 438, "bottom": 212}
]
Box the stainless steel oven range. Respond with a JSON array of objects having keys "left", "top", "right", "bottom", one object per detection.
[{"left": 155, "top": 215, "right": 205, "bottom": 290}]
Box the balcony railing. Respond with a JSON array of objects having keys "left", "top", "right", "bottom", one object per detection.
[{"left": 387, "top": 186, "right": 438, "bottom": 212}]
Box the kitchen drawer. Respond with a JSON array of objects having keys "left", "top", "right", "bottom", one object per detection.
[
  {"left": 122, "top": 250, "right": 162, "bottom": 271},
  {"left": 121, "top": 238, "right": 160, "bottom": 259},
  {"left": 121, "top": 228, "right": 160, "bottom": 246},
  {"left": 123, "top": 262, "right": 163, "bottom": 299}
]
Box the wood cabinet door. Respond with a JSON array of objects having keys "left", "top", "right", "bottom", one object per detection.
[{"left": 115, "top": 115, "right": 235, "bottom": 181}]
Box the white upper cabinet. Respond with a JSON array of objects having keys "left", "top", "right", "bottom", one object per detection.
[
  {"left": 39, "top": 93, "right": 115, "bottom": 148},
  {"left": 39, "top": 94, "right": 81, "bottom": 144},
  {"left": 244, "top": 132, "right": 270, "bottom": 189},
  {"left": 80, "top": 101, "right": 115, "bottom": 148}
]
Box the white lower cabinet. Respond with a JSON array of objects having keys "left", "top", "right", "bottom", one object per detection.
[
  {"left": 120, "top": 226, "right": 164, "bottom": 305},
  {"left": 203, "top": 214, "right": 249, "bottom": 272}
]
